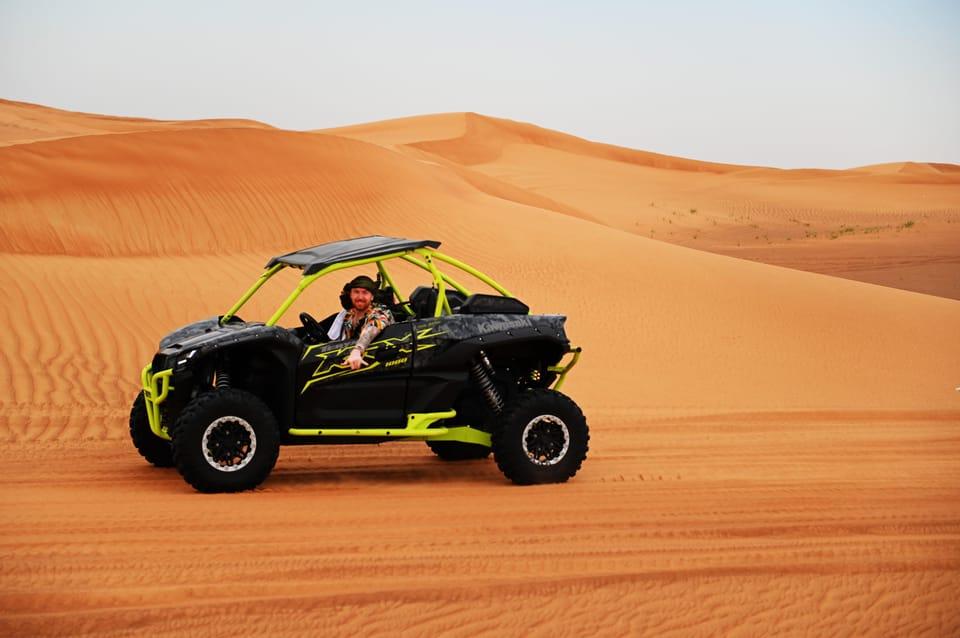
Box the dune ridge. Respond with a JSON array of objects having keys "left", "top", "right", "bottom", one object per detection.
[
  {"left": 0, "top": 98, "right": 272, "bottom": 148},
  {"left": 855, "top": 161, "right": 960, "bottom": 175},
  {"left": 326, "top": 111, "right": 960, "bottom": 183},
  {"left": 330, "top": 111, "right": 749, "bottom": 173}
]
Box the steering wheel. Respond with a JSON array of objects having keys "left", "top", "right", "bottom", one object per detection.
[{"left": 299, "top": 311, "right": 325, "bottom": 342}]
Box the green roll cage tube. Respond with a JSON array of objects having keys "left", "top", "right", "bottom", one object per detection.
[
  {"left": 141, "top": 246, "right": 581, "bottom": 442},
  {"left": 222, "top": 247, "right": 515, "bottom": 325}
]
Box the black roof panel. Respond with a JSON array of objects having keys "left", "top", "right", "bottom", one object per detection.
[{"left": 266, "top": 236, "right": 441, "bottom": 276}]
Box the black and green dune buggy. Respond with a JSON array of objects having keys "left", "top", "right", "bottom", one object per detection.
[{"left": 131, "top": 236, "right": 587, "bottom": 492}]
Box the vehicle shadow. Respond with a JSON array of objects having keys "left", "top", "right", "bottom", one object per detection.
[{"left": 267, "top": 457, "right": 505, "bottom": 487}]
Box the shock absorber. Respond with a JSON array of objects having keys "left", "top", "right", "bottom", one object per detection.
[
  {"left": 471, "top": 350, "right": 503, "bottom": 414},
  {"left": 215, "top": 367, "right": 231, "bottom": 390}
]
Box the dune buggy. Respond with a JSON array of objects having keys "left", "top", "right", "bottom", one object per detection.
[{"left": 131, "top": 236, "right": 587, "bottom": 492}]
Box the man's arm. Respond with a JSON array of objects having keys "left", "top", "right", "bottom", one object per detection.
[
  {"left": 354, "top": 307, "right": 394, "bottom": 352},
  {"left": 345, "top": 308, "right": 394, "bottom": 370}
]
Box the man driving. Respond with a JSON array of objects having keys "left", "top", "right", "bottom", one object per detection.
[{"left": 338, "top": 275, "right": 394, "bottom": 370}]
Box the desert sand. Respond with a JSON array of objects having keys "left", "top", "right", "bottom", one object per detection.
[{"left": 1, "top": 99, "right": 958, "bottom": 635}]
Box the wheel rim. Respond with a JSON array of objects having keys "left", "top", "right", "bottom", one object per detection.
[
  {"left": 201, "top": 416, "right": 257, "bottom": 472},
  {"left": 521, "top": 414, "right": 570, "bottom": 466}
]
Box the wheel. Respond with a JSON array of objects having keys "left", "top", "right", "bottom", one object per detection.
[
  {"left": 426, "top": 440, "right": 491, "bottom": 461},
  {"left": 492, "top": 389, "right": 589, "bottom": 485},
  {"left": 129, "top": 392, "right": 174, "bottom": 467},
  {"left": 170, "top": 389, "right": 280, "bottom": 493}
]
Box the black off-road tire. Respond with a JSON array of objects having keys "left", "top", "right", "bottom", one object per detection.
[
  {"left": 170, "top": 389, "right": 280, "bottom": 493},
  {"left": 426, "top": 440, "right": 492, "bottom": 461},
  {"left": 129, "top": 392, "right": 174, "bottom": 468},
  {"left": 492, "top": 389, "right": 589, "bottom": 485}
]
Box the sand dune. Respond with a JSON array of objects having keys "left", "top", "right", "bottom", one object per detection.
[
  {"left": 0, "top": 98, "right": 271, "bottom": 147},
  {"left": 326, "top": 111, "right": 748, "bottom": 173},
  {"left": 1, "top": 127, "right": 474, "bottom": 256},
  {"left": 326, "top": 112, "right": 960, "bottom": 299},
  {"left": 1, "top": 101, "right": 958, "bottom": 635},
  {"left": 856, "top": 161, "right": 960, "bottom": 175}
]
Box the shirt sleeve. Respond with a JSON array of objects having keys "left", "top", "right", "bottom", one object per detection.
[{"left": 355, "top": 307, "right": 394, "bottom": 351}]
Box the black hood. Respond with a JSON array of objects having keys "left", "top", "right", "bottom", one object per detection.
[
  {"left": 153, "top": 319, "right": 302, "bottom": 371},
  {"left": 159, "top": 317, "right": 223, "bottom": 349}
]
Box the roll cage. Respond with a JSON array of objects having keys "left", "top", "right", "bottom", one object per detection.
[{"left": 220, "top": 239, "right": 516, "bottom": 326}]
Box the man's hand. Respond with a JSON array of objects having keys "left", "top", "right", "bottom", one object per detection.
[{"left": 345, "top": 347, "right": 367, "bottom": 370}]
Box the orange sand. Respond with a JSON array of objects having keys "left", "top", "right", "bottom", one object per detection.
[{"left": 1, "top": 100, "right": 958, "bottom": 635}]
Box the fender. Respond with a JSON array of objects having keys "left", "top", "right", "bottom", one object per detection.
[
  {"left": 412, "top": 314, "right": 570, "bottom": 371},
  {"left": 153, "top": 322, "right": 303, "bottom": 428}
]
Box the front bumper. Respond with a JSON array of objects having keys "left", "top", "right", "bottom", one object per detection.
[
  {"left": 548, "top": 346, "right": 582, "bottom": 391},
  {"left": 140, "top": 365, "right": 174, "bottom": 440}
]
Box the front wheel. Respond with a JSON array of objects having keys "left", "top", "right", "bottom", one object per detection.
[
  {"left": 171, "top": 389, "right": 280, "bottom": 493},
  {"left": 492, "top": 389, "right": 589, "bottom": 485},
  {"left": 129, "top": 392, "right": 174, "bottom": 467}
]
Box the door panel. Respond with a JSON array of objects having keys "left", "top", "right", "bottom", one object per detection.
[
  {"left": 405, "top": 317, "right": 470, "bottom": 413},
  {"left": 295, "top": 322, "right": 414, "bottom": 427}
]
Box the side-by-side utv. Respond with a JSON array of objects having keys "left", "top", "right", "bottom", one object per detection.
[{"left": 132, "top": 236, "right": 588, "bottom": 492}]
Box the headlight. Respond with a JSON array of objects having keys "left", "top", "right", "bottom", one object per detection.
[{"left": 174, "top": 349, "right": 198, "bottom": 372}]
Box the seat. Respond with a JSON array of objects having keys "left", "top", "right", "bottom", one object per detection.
[
  {"left": 408, "top": 286, "right": 467, "bottom": 318},
  {"left": 373, "top": 285, "right": 395, "bottom": 308}
]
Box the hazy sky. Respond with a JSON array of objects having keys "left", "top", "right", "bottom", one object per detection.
[{"left": 2, "top": 0, "right": 958, "bottom": 168}]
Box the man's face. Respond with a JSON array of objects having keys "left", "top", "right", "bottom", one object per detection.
[{"left": 350, "top": 287, "right": 373, "bottom": 312}]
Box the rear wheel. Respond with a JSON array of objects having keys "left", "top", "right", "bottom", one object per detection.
[
  {"left": 492, "top": 389, "right": 589, "bottom": 485},
  {"left": 129, "top": 392, "right": 174, "bottom": 467},
  {"left": 426, "top": 440, "right": 491, "bottom": 461},
  {"left": 171, "top": 389, "right": 280, "bottom": 493}
]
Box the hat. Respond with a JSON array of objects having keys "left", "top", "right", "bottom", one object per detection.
[{"left": 346, "top": 275, "right": 377, "bottom": 294}]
